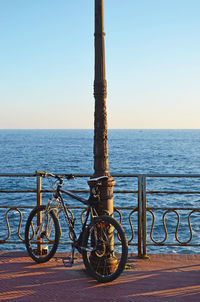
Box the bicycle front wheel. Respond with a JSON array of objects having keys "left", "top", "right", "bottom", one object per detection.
[
  {"left": 82, "top": 215, "right": 128, "bottom": 283},
  {"left": 25, "top": 205, "right": 60, "bottom": 263}
]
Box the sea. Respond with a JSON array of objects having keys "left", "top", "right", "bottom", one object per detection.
[{"left": 0, "top": 129, "right": 200, "bottom": 254}]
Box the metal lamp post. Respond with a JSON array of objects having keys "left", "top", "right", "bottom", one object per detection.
[
  {"left": 87, "top": 0, "right": 118, "bottom": 273},
  {"left": 90, "top": 0, "right": 115, "bottom": 217}
]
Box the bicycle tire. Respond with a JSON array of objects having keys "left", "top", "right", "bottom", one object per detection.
[
  {"left": 82, "top": 215, "right": 128, "bottom": 283},
  {"left": 25, "top": 205, "right": 60, "bottom": 263}
]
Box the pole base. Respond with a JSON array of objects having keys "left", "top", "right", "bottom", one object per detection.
[{"left": 89, "top": 253, "right": 119, "bottom": 275}]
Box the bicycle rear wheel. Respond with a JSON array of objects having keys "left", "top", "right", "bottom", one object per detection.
[
  {"left": 82, "top": 215, "right": 128, "bottom": 283},
  {"left": 25, "top": 205, "right": 60, "bottom": 263}
]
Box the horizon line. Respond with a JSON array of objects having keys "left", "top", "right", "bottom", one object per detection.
[{"left": 0, "top": 128, "right": 200, "bottom": 131}]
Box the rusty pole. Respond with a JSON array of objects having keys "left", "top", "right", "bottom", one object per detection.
[
  {"left": 90, "top": 0, "right": 115, "bottom": 217},
  {"left": 88, "top": 0, "right": 117, "bottom": 273}
]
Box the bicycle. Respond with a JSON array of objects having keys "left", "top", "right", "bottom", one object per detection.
[{"left": 25, "top": 171, "right": 128, "bottom": 283}]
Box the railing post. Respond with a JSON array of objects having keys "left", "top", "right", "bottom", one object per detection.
[
  {"left": 141, "top": 175, "right": 149, "bottom": 258},
  {"left": 36, "top": 174, "right": 42, "bottom": 207},
  {"left": 36, "top": 174, "right": 42, "bottom": 255},
  {"left": 137, "top": 176, "right": 142, "bottom": 257}
]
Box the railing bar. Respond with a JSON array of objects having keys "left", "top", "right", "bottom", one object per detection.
[
  {"left": 146, "top": 174, "right": 200, "bottom": 178},
  {"left": 2, "top": 190, "right": 200, "bottom": 194},
  {"left": 0, "top": 174, "right": 35, "bottom": 177},
  {"left": 146, "top": 244, "right": 200, "bottom": 247},
  {"left": 0, "top": 205, "right": 138, "bottom": 210},
  {"left": 41, "top": 190, "right": 139, "bottom": 194},
  {"left": 0, "top": 206, "right": 86, "bottom": 209},
  {"left": 58, "top": 242, "right": 139, "bottom": 245},
  {"left": 114, "top": 174, "right": 200, "bottom": 177},
  {"left": 0, "top": 206, "right": 37, "bottom": 209},
  {"left": 0, "top": 190, "right": 37, "bottom": 193},
  {"left": 42, "top": 190, "right": 139, "bottom": 194},
  {"left": 0, "top": 241, "right": 139, "bottom": 247},
  {"left": 1, "top": 206, "right": 199, "bottom": 211},
  {"left": 41, "top": 190, "right": 89, "bottom": 193},
  {"left": 140, "top": 192, "right": 200, "bottom": 195},
  {"left": 0, "top": 173, "right": 200, "bottom": 178},
  {"left": 112, "top": 174, "right": 140, "bottom": 177},
  {"left": 147, "top": 207, "right": 200, "bottom": 211},
  {"left": 115, "top": 191, "right": 138, "bottom": 193},
  {"left": 0, "top": 241, "right": 25, "bottom": 244},
  {"left": 115, "top": 207, "right": 138, "bottom": 210}
]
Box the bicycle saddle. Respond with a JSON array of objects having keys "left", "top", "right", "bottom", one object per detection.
[{"left": 88, "top": 176, "right": 108, "bottom": 183}]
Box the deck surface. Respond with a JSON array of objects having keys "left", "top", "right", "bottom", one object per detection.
[{"left": 0, "top": 251, "right": 200, "bottom": 301}]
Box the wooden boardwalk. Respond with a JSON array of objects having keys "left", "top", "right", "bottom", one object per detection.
[{"left": 0, "top": 251, "right": 200, "bottom": 301}]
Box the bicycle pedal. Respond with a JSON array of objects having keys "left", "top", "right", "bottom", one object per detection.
[{"left": 62, "top": 257, "right": 74, "bottom": 267}]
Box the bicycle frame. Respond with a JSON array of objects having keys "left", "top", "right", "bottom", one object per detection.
[
  {"left": 34, "top": 171, "right": 104, "bottom": 253},
  {"left": 55, "top": 187, "right": 97, "bottom": 248}
]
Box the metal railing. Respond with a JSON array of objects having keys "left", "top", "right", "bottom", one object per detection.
[
  {"left": 141, "top": 174, "right": 200, "bottom": 257},
  {"left": 0, "top": 172, "right": 200, "bottom": 257}
]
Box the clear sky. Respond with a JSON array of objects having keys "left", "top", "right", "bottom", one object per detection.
[{"left": 0, "top": 0, "right": 199, "bottom": 129}]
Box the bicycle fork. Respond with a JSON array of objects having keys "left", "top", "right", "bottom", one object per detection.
[{"left": 36, "top": 199, "right": 58, "bottom": 240}]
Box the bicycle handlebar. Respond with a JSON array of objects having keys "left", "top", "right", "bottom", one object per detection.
[
  {"left": 36, "top": 171, "right": 108, "bottom": 184},
  {"left": 36, "top": 171, "right": 74, "bottom": 180}
]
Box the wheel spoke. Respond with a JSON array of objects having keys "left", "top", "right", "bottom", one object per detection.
[
  {"left": 25, "top": 205, "right": 60, "bottom": 263},
  {"left": 82, "top": 215, "right": 128, "bottom": 282}
]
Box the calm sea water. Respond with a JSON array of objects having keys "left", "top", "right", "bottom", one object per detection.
[{"left": 0, "top": 129, "right": 200, "bottom": 254}]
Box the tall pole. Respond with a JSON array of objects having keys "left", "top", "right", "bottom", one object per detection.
[
  {"left": 88, "top": 1, "right": 118, "bottom": 273},
  {"left": 92, "top": 0, "right": 115, "bottom": 216}
]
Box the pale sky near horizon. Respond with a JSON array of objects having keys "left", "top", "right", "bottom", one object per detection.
[{"left": 0, "top": 0, "right": 199, "bottom": 129}]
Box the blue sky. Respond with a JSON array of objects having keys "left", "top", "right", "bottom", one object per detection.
[{"left": 0, "top": 0, "right": 199, "bottom": 129}]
